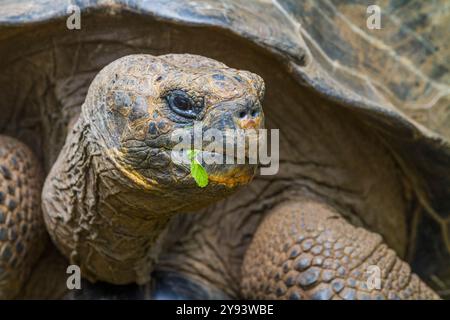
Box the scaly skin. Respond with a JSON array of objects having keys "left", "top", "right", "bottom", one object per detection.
[
  {"left": 241, "top": 200, "right": 439, "bottom": 299},
  {"left": 41, "top": 54, "right": 265, "bottom": 285},
  {"left": 0, "top": 53, "right": 441, "bottom": 299},
  {"left": 0, "top": 135, "right": 46, "bottom": 299}
]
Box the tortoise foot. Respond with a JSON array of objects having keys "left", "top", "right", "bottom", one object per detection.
[
  {"left": 241, "top": 199, "right": 440, "bottom": 300},
  {"left": 0, "top": 135, "right": 46, "bottom": 299}
]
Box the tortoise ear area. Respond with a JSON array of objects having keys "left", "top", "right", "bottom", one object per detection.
[
  {"left": 105, "top": 90, "right": 152, "bottom": 125},
  {"left": 106, "top": 90, "right": 133, "bottom": 115}
]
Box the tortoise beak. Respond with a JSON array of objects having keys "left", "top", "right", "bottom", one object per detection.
[{"left": 207, "top": 164, "right": 257, "bottom": 188}]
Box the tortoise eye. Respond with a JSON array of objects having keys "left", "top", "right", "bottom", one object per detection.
[{"left": 166, "top": 90, "right": 203, "bottom": 118}]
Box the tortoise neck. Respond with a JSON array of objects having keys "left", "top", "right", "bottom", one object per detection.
[{"left": 42, "top": 115, "right": 173, "bottom": 285}]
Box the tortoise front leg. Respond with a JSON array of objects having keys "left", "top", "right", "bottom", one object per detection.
[
  {"left": 241, "top": 199, "right": 439, "bottom": 300},
  {"left": 0, "top": 135, "right": 46, "bottom": 299}
]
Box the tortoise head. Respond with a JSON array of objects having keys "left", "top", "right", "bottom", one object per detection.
[{"left": 82, "top": 54, "right": 265, "bottom": 212}]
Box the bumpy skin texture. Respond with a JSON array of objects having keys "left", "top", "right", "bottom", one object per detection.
[
  {"left": 0, "top": 2, "right": 449, "bottom": 299},
  {"left": 0, "top": 135, "right": 46, "bottom": 299},
  {"left": 42, "top": 54, "right": 264, "bottom": 285},
  {"left": 241, "top": 200, "right": 439, "bottom": 300},
  {"left": 0, "top": 52, "right": 441, "bottom": 299}
]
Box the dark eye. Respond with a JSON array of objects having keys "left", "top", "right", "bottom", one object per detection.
[{"left": 166, "top": 90, "right": 203, "bottom": 118}]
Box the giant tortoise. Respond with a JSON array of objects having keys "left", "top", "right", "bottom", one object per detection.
[{"left": 0, "top": 0, "right": 449, "bottom": 300}]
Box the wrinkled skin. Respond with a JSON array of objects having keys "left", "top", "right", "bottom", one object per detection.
[
  {"left": 0, "top": 49, "right": 442, "bottom": 300},
  {"left": 41, "top": 54, "right": 264, "bottom": 285},
  {"left": 0, "top": 0, "right": 449, "bottom": 300}
]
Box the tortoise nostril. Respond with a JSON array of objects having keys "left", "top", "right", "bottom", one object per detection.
[
  {"left": 251, "top": 109, "right": 259, "bottom": 117},
  {"left": 239, "top": 111, "right": 247, "bottom": 118}
]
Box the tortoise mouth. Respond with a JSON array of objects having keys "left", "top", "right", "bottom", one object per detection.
[
  {"left": 175, "top": 149, "right": 258, "bottom": 188},
  {"left": 207, "top": 166, "right": 256, "bottom": 188}
]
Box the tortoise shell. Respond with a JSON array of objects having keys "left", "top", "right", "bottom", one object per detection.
[{"left": 0, "top": 0, "right": 448, "bottom": 297}]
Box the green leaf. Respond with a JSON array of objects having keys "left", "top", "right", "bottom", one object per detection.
[
  {"left": 187, "top": 149, "right": 196, "bottom": 161},
  {"left": 188, "top": 149, "right": 208, "bottom": 187}
]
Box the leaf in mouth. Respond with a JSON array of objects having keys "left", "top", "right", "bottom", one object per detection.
[{"left": 187, "top": 149, "right": 209, "bottom": 188}]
